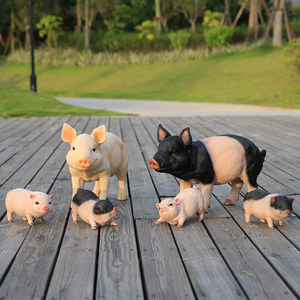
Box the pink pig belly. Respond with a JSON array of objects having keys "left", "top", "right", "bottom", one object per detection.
[
  {"left": 201, "top": 136, "right": 245, "bottom": 184},
  {"left": 77, "top": 201, "right": 95, "bottom": 224}
]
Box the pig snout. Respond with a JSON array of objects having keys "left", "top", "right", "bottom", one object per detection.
[
  {"left": 43, "top": 205, "right": 49, "bottom": 211},
  {"left": 114, "top": 207, "right": 117, "bottom": 213},
  {"left": 76, "top": 157, "right": 90, "bottom": 168},
  {"left": 149, "top": 158, "right": 159, "bottom": 170},
  {"left": 285, "top": 209, "right": 291, "bottom": 215}
]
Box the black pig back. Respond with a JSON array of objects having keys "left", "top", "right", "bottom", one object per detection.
[
  {"left": 244, "top": 190, "right": 270, "bottom": 201},
  {"left": 72, "top": 188, "right": 99, "bottom": 206}
]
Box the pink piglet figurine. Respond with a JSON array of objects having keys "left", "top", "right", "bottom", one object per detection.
[
  {"left": 155, "top": 186, "right": 204, "bottom": 227},
  {"left": 5, "top": 188, "right": 53, "bottom": 226}
]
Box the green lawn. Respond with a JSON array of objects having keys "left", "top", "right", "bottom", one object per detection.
[
  {"left": 1, "top": 44, "right": 300, "bottom": 117},
  {"left": 0, "top": 83, "right": 131, "bottom": 118}
]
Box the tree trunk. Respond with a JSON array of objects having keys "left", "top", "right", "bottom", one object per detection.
[
  {"left": 273, "top": 0, "right": 285, "bottom": 46},
  {"left": 155, "top": 0, "right": 162, "bottom": 35},
  {"left": 11, "top": 7, "right": 15, "bottom": 53},
  {"left": 248, "top": 0, "right": 258, "bottom": 30},
  {"left": 85, "top": 0, "right": 90, "bottom": 50},
  {"left": 190, "top": 19, "right": 196, "bottom": 33},
  {"left": 76, "top": 0, "right": 82, "bottom": 33}
]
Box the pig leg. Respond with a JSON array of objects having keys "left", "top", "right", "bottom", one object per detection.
[
  {"left": 72, "top": 205, "right": 79, "bottom": 223},
  {"left": 7, "top": 210, "right": 14, "bottom": 223},
  {"left": 245, "top": 212, "right": 252, "bottom": 225},
  {"left": 198, "top": 209, "right": 204, "bottom": 221},
  {"left": 180, "top": 179, "right": 193, "bottom": 191},
  {"left": 155, "top": 217, "right": 164, "bottom": 225},
  {"left": 71, "top": 176, "right": 85, "bottom": 198},
  {"left": 109, "top": 219, "right": 117, "bottom": 226},
  {"left": 224, "top": 179, "right": 243, "bottom": 206},
  {"left": 200, "top": 183, "right": 213, "bottom": 213},
  {"left": 266, "top": 217, "right": 274, "bottom": 229},
  {"left": 26, "top": 214, "right": 34, "bottom": 226},
  {"left": 177, "top": 216, "right": 186, "bottom": 227},
  {"left": 39, "top": 216, "right": 45, "bottom": 223},
  {"left": 96, "top": 172, "right": 111, "bottom": 200},
  {"left": 116, "top": 169, "right": 128, "bottom": 201},
  {"left": 278, "top": 220, "right": 285, "bottom": 226},
  {"left": 90, "top": 220, "right": 98, "bottom": 230}
]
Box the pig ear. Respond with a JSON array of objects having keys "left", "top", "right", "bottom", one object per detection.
[
  {"left": 271, "top": 197, "right": 276, "bottom": 203},
  {"left": 61, "top": 123, "right": 77, "bottom": 144},
  {"left": 92, "top": 125, "right": 107, "bottom": 144},
  {"left": 157, "top": 124, "right": 171, "bottom": 142},
  {"left": 179, "top": 127, "right": 192, "bottom": 147},
  {"left": 50, "top": 195, "right": 54, "bottom": 200},
  {"left": 156, "top": 203, "right": 160, "bottom": 209},
  {"left": 175, "top": 198, "right": 180, "bottom": 205},
  {"left": 30, "top": 194, "right": 36, "bottom": 200},
  {"left": 291, "top": 197, "right": 295, "bottom": 203}
]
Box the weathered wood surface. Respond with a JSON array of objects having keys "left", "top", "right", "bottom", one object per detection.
[{"left": 1, "top": 115, "right": 300, "bottom": 300}]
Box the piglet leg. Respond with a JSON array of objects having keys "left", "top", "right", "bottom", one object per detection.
[
  {"left": 7, "top": 211, "right": 13, "bottom": 223},
  {"left": 26, "top": 215, "right": 34, "bottom": 226},
  {"left": 278, "top": 220, "right": 285, "bottom": 226},
  {"left": 155, "top": 217, "right": 164, "bottom": 225},
  {"left": 266, "top": 217, "right": 274, "bottom": 229}
]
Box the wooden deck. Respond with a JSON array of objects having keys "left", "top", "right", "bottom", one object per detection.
[{"left": 1, "top": 115, "right": 300, "bottom": 300}]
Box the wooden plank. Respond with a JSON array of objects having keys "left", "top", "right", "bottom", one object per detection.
[
  {"left": 96, "top": 198, "right": 144, "bottom": 300},
  {"left": 170, "top": 219, "right": 247, "bottom": 299},
  {"left": 136, "top": 219, "right": 196, "bottom": 300},
  {"left": 131, "top": 117, "right": 179, "bottom": 197},
  {"left": 204, "top": 217, "right": 297, "bottom": 299},
  {"left": 121, "top": 117, "right": 159, "bottom": 219}
]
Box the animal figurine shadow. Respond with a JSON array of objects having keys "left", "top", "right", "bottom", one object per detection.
[
  {"left": 149, "top": 124, "right": 266, "bottom": 212},
  {"left": 61, "top": 123, "right": 128, "bottom": 201}
]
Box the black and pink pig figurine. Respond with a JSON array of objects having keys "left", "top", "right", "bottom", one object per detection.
[
  {"left": 243, "top": 190, "right": 294, "bottom": 229},
  {"left": 149, "top": 124, "right": 266, "bottom": 212},
  {"left": 72, "top": 188, "right": 117, "bottom": 230}
]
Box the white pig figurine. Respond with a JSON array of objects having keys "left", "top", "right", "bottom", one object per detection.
[
  {"left": 5, "top": 188, "right": 53, "bottom": 226},
  {"left": 61, "top": 123, "right": 129, "bottom": 200},
  {"left": 155, "top": 186, "right": 204, "bottom": 227},
  {"left": 243, "top": 190, "right": 294, "bottom": 229}
]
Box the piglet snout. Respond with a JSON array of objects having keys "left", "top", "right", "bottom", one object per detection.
[
  {"left": 76, "top": 157, "right": 90, "bottom": 168},
  {"left": 285, "top": 209, "right": 291, "bottom": 215},
  {"left": 114, "top": 207, "right": 117, "bottom": 212},
  {"left": 43, "top": 205, "right": 49, "bottom": 211},
  {"left": 149, "top": 159, "right": 159, "bottom": 170}
]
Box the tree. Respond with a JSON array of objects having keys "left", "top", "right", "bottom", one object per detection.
[
  {"left": 36, "top": 15, "right": 64, "bottom": 49},
  {"left": 97, "top": 0, "right": 121, "bottom": 30},
  {"left": 273, "top": 0, "right": 285, "bottom": 46},
  {"left": 161, "top": 0, "right": 178, "bottom": 32},
  {"left": 177, "top": 0, "right": 209, "bottom": 33}
]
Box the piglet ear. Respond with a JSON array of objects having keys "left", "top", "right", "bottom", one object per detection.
[
  {"left": 30, "top": 194, "right": 36, "bottom": 200},
  {"left": 61, "top": 123, "right": 77, "bottom": 144},
  {"left": 92, "top": 125, "right": 107, "bottom": 144},
  {"left": 175, "top": 198, "right": 180, "bottom": 205},
  {"left": 157, "top": 124, "right": 171, "bottom": 143},
  {"left": 50, "top": 195, "right": 54, "bottom": 201},
  {"left": 179, "top": 127, "right": 192, "bottom": 147},
  {"left": 291, "top": 197, "right": 295, "bottom": 203},
  {"left": 271, "top": 197, "right": 276, "bottom": 203},
  {"left": 156, "top": 203, "right": 160, "bottom": 209}
]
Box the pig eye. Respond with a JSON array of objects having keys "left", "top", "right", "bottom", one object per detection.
[
  {"left": 35, "top": 201, "right": 39, "bottom": 205},
  {"left": 92, "top": 148, "right": 96, "bottom": 152},
  {"left": 276, "top": 204, "right": 281, "bottom": 209},
  {"left": 49, "top": 202, "right": 52, "bottom": 205},
  {"left": 169, "top": 203, "right": 173, "bottom": 206},
  {"left": 72, "top": 147, "right": 75, "bottom": 151}
]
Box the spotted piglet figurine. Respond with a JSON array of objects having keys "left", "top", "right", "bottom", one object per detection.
[
  {"left": 5, "top": 188, "right": 53, "bottom": 226},
  {"left": 155, "top": 186, "right": 204, "bottom": 227},
  {"left": 72, "top": 188, "right": 117, "bottom": 229},
  {"left": 243, "top": 190, "right": 294, "bottom": 229}
]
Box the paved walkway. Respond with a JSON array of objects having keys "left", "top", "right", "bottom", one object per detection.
[{"left": 56, "top": 97, "right": 300, "bottom": 116}]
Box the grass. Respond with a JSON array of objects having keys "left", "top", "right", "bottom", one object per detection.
[
  {"left": 1, "top": 43, "right": 300, "bottom": 117},
  {"left": 0, "top": 83, "right": 131, "bottom": 118}
]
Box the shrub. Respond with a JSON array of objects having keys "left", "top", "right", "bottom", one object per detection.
[
  {"left": 204, "top": 26, "right": 234, "bottom": 47},
  {"left": 168, "top": 30, "right": 191, "bottom": 50},
  {"left": 135, "top": 20, "right": 157, "bottom": 40},
  {"left": 202, "top": 10, "right": 224, "bottom": 28},
  {"left": 285, "top": 38, "right": 300, "bottom": 70}
]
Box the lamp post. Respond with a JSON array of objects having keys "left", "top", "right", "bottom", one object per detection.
[{"left": 29, "top": 0, "right": 37, "bottom": 92}]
